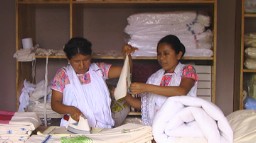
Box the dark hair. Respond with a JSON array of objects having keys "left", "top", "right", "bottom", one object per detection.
[
  {"left": 157, "top": 35, "right": 186, "bottom": 58},
  {"left": 63, "top": 37, "right": 92, "bottom": 60}
]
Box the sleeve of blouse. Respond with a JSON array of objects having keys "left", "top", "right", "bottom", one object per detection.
[
  {"left": 51, "top": 68, "right": 67, "bottom": 93},
  {"left": 182, "top": 65, "right": 198, "bottom": 81},
  {"left": 96, "top": 62, "right": 111, "bottom": 79}
]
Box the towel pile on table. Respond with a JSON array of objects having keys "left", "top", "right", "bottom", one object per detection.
[
  {"left": 26, "top": 123, "right": 153, "bottom": 143},
  {"left": 0, "top": 111, "right": 41, "bottom": 143}
]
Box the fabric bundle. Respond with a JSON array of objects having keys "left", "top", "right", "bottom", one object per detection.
[
  {"left": 125, "top": 11, "right": 213, "bottom": 57},
  {"left": 18, "top": 80, "right": 61, "bottom": 119},
  {"left": 0, "top": 111, "right": 41, "bottom": 143},
  {"left": 26, "top": 123, "right": 153, "bottom": 143},
  {"left": 244, "top": 33, "right": 256, "bottom": 69},
  {"left": 13, "top": 48, "right": 35, "bottom": 61},
  {"left": 152, "top": 96, "right": 233, "bottom": 143}
]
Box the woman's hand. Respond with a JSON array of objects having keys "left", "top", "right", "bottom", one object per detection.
[
  {"left": 130, "top": 82, "right": 147, "bottom": 94},
  {"left": 122, "top": 44, "right": 138, "bottom": 56},
  {"left": 70, "top": 106, "right": 83, "bottom": 121}
]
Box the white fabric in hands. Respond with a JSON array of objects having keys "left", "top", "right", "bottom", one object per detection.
[
  {"left": 68, "top": 115, "right": 90, "bottom": 132},
  {"left": 152, "top": 96, "right": 233, "bottom": 143},
  {"left": 114, "top": 55, "right": 131, "bottom": 100},
  {"left": 62, "top": 64, "right": 114, "bottom": 128}
]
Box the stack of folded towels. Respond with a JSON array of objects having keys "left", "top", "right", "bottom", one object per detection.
[
  {"left": 244, "top": 33, "right": 256, "bottom": 69},
  {"left": 125, "top": 11, "right": 213, "bottom": 57},
  {"left": 0, "top": 111, "right": 41, "bottom": 143}
]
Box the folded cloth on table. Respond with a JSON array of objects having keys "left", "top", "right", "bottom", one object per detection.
[
  {"left": 0, "top": 111, "right": 41, "bottom": 130},
  {"left": 152, "top": 96, "right": 233, "bottom": 143},
  {"left": 26, "top": 123, "right": 153, "bottom": 143},
  {"left": 227, "top": 110, "right": 256, "bottom": 143},
  {"left": 0, "top": 111, "right": 41, "bottom": 143},
  {"left": 0, "top": 134, "right": 30, "bottom": 143}
]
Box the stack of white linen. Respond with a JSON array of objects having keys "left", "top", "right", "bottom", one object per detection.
[
  {"left": 26, "top": 123, "right": 153, "bottom": 143},
  {"left": 125, "top": 11, "right": 213, "bottom": 57},
  {"left": 0, "top": 111, "right": 41, "bottom": 143},
  {"left": 152, "top": 96, "right": 233, "bottom": 143},
  {"left": 244, "top": 33, "right": 256, "bottom": 69}
]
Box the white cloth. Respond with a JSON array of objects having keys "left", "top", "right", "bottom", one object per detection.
[
  {"left": 127, "top": 11, "right": 210, "bottom": 27},
  {"left": 26, "top": 123, "right": 153, "bottom": 143},
  {"left": 0, "top": 111, "right": 41, "bottom": 143},
  {"left": 60, "top": 64, "right": 114, "bottom": 128},
  {"left": 125, "top": 11, "right": 213, "bottom": 57},
  {"left": 152, "top": 96, "right": 233, "bottom": 143},
  {"left": 18, "top": 80, "right": 36, "bottom": 112},
  {"left": 227, "top": 110, "right": 256, "bottom": 143},
  {"left": 141, "top": 63, "right": 198, "bottom": 126},
  {"left": 114, "top": 55, "right": 131, "bottom": 100},
  {"left": 13, "top": 48, "right": 35, "bottom": 62}
]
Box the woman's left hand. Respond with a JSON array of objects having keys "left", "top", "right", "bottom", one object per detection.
[{"left": 122, "top": 44, "right": 138, "bottom": 56}]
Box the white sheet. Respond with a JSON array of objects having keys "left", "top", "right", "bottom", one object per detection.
[
  {"left": 152, "top": 96, "right": 233, "bottom": 143},
  {"left": 26, "top": 123, "right": 153, "bottom": 143},
  {"left": 227, "top": 110, "right": 256, "bottom": 143},
  {"left": 114, "top": 55, "right": 131, "bottom": 100}
]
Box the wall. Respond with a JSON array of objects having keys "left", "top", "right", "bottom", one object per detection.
[
  {"left": 216, "top": 0, "right": 237, "bottom": 115},
  {"left": 0, "top": 0, "right": 238, "bottom": 114},
  {"left": 0, "top": 0, "right": 16, "bottom": 111}
]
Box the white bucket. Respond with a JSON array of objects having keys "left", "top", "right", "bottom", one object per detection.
[{"left": 22, "top": 38, "right": 33, "bottom": 49}]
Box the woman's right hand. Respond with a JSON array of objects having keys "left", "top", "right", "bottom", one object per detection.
[
  {"left": 70, "top": 106, "right": 83, "bottom": 121},
  {"left": 130, "top": 82, "right": 147, "bottom": 94}
]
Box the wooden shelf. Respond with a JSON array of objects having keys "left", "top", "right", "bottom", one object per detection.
[
  {"left": 17, "top": 0, "right": 216, "bottom": 4},
  {"left": 243, "top": 69, "right": 256, "bottom": 73},
  {"left": 73, "top": 0, "right": 215, "bottom": 4},
  {"left": 17, "top": 0, "right": 69, "bottom": 4},
  {"left": 239, "top": 1, "right": 256, "bottom": 109},
  {"left": 245, "top": 13, "right": 256, "bottom": 18},
  {"left": 35, "top": 55, "right": 213, "bottom": 60}
]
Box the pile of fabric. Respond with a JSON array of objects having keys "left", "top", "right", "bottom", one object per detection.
[
  {"left": 13, "top": 47, "right": 65, "bottom": 62},
  {"left": 227, "top": 110, "right": 256, "bottom": 143},
  {"left": 18, "top": 80, "right": 62, "bottom": 124},
  {"left": 125, "top": 11, "right": 213, "bottom": 57},
  {"left": 244, "top": 33, "right": 256, "bottom": 69},
  {"left": 26, "top": 123, "right": 153, "bottom": 143},
  {"left": 152, "top": 96, "right": 233, "bottom": 143},
  {"left": 0, "top": 111, "right": 41, "bottom": 143}
]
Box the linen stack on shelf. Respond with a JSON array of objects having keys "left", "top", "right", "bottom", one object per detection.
[
  {"left": 244, "top": 33, "right": 256, "bottom": 69},
  {"left": 125, "top": 11, "right": 213, "bottom": 57},
  {"left": 0, "top": 111, "right": 41, "bottom": 143}
]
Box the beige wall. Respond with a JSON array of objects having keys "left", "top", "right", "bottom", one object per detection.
[
  {"left": 0, "top": 0, "right": 16, "bottom": 111},
  {"left": 0, "top": 0, "right": 239, "bottom": 115},
  {"left": 216, "top": 0, "right": 238, "bottom": 115}
]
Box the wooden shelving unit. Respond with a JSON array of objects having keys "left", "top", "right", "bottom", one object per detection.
[
  {"left": 239, "top": 0, "right": 256, "bottom": 109},
  {"left": 16, "top": 0, "right": 217, "bottom": 113}
]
